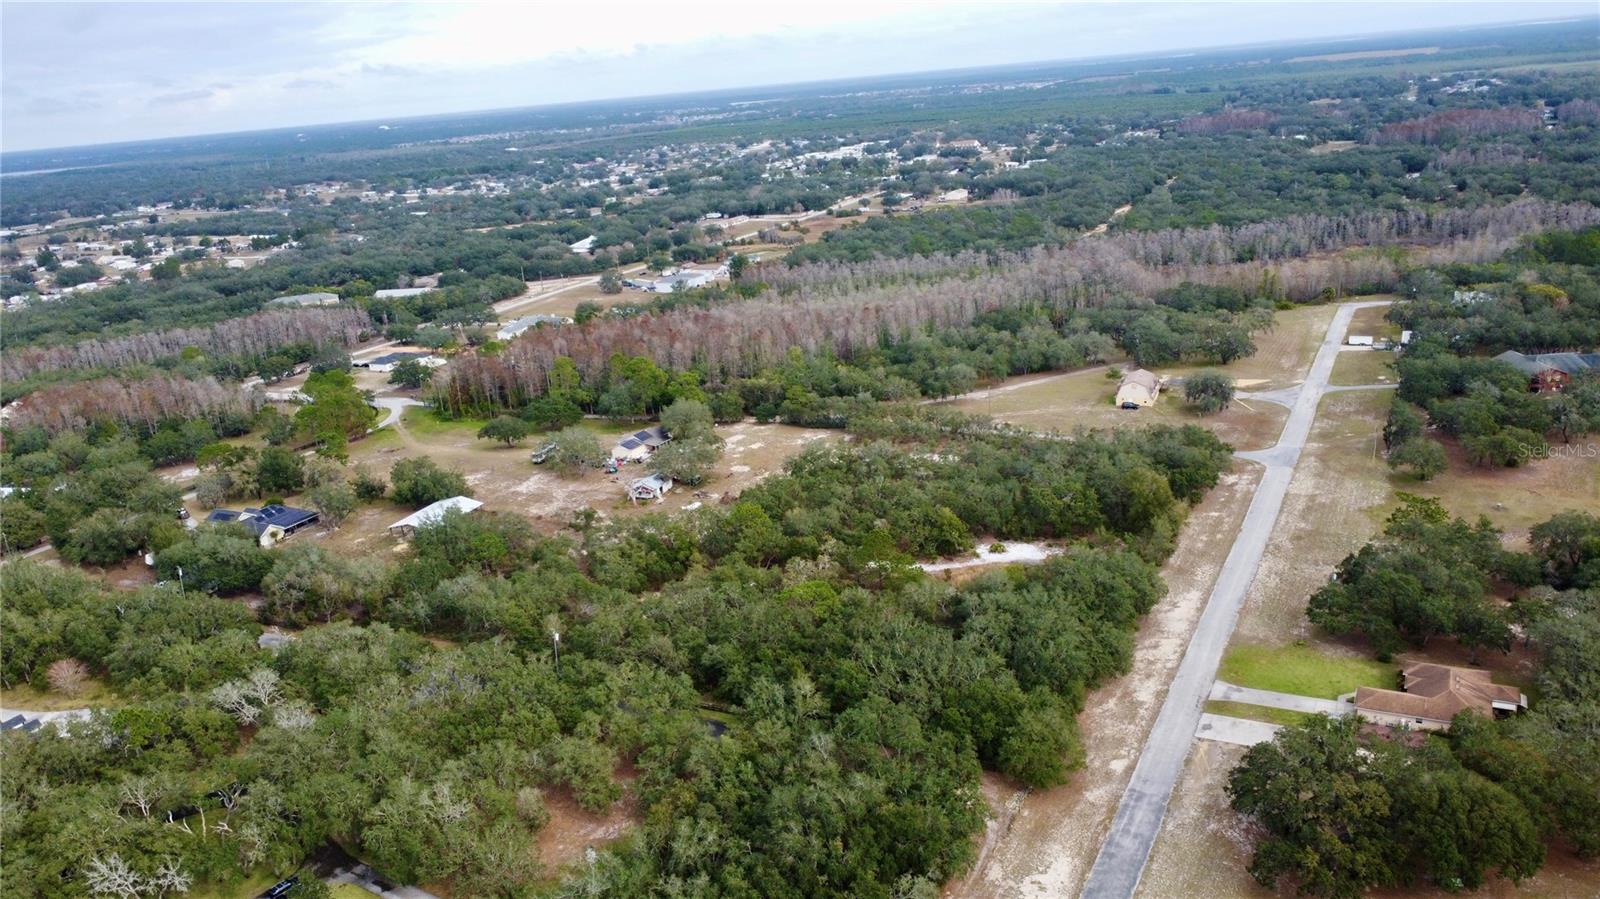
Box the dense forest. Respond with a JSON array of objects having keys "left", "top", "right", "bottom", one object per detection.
[
  {"left": 1, "top": 411, "right": 1232, "bottom": 897},
  {"left": 1385, "top": 230, "right": 1600, "bottom": 473}
]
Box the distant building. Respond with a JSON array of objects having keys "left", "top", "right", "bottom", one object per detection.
[
  {"left": 495, "top": 314, "right": 572, "bottom": 341},
  {"left": 628, "top": 267, "right": 725, "bottom": 294},
  {"left": 1116, "top": 369, "right": 1161, "bottom": 409},
  {"left": 1355, "top": 663, "right": 1526, "bottom": 731},
  {"left": 358, "top": 352, "right": 444, "bottom": 373},
  {"left": 611, "top": 425, "right": 670, "bottom": 462},
  {"left": 1494, "top": 350, "right": 1600, "bottom": 392},
  {"left": 268, "top": 291, "right": 339, "bottom": 307},
  {"left": 206, "top": 504, "right": 319, "bottom": 547},
  {"left": 569, "top": 235, "right": 597, "bottom": 254},
  {"left": 373, "top": 287, "right": 435, "bottom": 299},
  {"left": 628, "top": 473, "right": 673, "bottom": 503},
  {"left": 1346, "top": 335, "right": 1375, "bottom": 347},
  {"left": 389, "top": 496, "right": 484, "bottom": 538}
]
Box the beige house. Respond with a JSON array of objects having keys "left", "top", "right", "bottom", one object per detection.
[
  {"left": 1116, "top": 369, "right": 1161, "bottom": 409},
  {"left": 1354, "top": 663, "right": 1526, "bottom": 732}
]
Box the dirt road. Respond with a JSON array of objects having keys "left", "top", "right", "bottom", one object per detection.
[{"left": 1079, "top": 300, "right": 1389, "bottom": 899}]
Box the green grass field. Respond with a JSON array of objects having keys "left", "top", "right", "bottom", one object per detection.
[
  {"left": 1203, "top": 700, "right": 1317, "bottom": 728},
  {"left": 402, "top": 406, "right": 491, "bottom": 437},
  {"left": 1219, "top": 643, "right": 1397, "bottom": 699}
]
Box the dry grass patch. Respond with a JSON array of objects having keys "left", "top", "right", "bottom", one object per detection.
[
  {"left": 1233, "top": 389, "right": 1392, "bottom": 645},
  {"left": 1134, "top": 740, "right": 1264, "bottom": 899},
  {"left": 1329, "top": 348, "right": 1397, "bottom": 386},
  {"left": 1398, "top": 438, "right": 1600, "bottom": 541},
  {"left": 1346, "top": 301, "right": 1401, "bottom": 339},
  {"left": 1, "top": 678, "right": 124, "bottom": 711},
  {"left": 946, "top": 368, "right": 1287, "bottom": 452}
]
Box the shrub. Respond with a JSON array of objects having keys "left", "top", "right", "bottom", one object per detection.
[{"left": 390, "top": 458, "right": 470, "bottom": 509}]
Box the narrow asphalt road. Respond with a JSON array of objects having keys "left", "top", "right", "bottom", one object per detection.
[{"left": 1079, "top": 300, "right": 1390, "bottom": 899}]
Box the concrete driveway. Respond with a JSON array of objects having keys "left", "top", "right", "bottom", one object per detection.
[
  {"left": 1195, "top": 713, "right": 1282, "bottom": 747},
  {"left": 1080, "top": 300, "right": 1390, "bottom": 899},
  {"left": 1208, "top": 681, "right": 1352, "bottom": 717},
  {"left": 369, "top": 396, "right": 424, "bottom": 431}
]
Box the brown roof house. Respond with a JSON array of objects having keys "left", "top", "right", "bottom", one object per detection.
[
  {"left": 1116, "top": 369, "right": 1161, "bottom": 409},
  {"left": 1354, "top": 663, "right": 1526, "bottom": 731}
]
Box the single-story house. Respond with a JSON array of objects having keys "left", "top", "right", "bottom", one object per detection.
[
  {"left": 495, "top": 314, "right": 571, "bottom": 341},
  {"left": 1116, "top": 369, "right": 1161, "bottom": 409},
  {"left": 569, "top": 235, "right": 597, "bottom": 254},
  {"left": 1494, "top": 350, "right": 1600, "bottom": 392},
  {"left": 628, "top": 474, "right": 673, "bottom": 503},
  {"left": 206, "top": 504, "right": 319, "bottom": 547},
  {"left": 373, "top": 287, "right": 435, "bottom": 299},
  {"left": 268, "top": 291, "right": 339, "bottom": 308},
  {"left": 611, "top": 426, "right": 670, "bottom": 462},
  {"left": 651, "top": 271, "right": 713, "bottom": 293},
  {"left": 358, "top": 352, "right": 444, "bottom": 374},
  {"left": 1354, "top": 662, "right": 1527, "bottom": 732},
  {"left": 389, "top": 496, "right": 483, "bottom": 538}
]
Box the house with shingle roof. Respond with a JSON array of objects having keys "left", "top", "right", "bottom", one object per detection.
[{"left": 1354, "top": 662, "right": 1526, "bottom": 731}]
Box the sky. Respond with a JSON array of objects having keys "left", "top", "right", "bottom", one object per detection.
[{"left": 2, "top": 0, "right": 1594, "bottom": 152}]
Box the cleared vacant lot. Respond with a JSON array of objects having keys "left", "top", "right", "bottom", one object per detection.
[
  {"left": 946, "top": 367, "right": 1287, "bottom": 451},
  {"left": 1402, "top": 437, "right": 1600, "bottom": 539},
  {"left": 1328, "top": 347, "right": 1396, "bottom": 386},
  {"left": 1232, "top": 388, "right": 1394, "bottom": 645}
]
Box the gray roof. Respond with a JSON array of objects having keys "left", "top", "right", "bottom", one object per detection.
[
  {"left": 369, "top": 351, "right": 429, "bottom": 366},
  {"left": 1495, "top": 350, "right": 1600, "bottom": 376}
]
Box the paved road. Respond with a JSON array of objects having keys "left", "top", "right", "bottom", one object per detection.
[
  {"left": 1194, "top": 713, "right": 1282, "bottom": 747},
  {"left": 1208, "top": 681, "right": 1352, "bottom": 717},
  {"left": 1079, "top": 300, "right": 1390, "bottom": 899}
]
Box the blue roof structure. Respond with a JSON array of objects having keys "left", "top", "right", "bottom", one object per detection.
[{"left": 207, "top": 504, "right": 318, "bottom": 537}]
